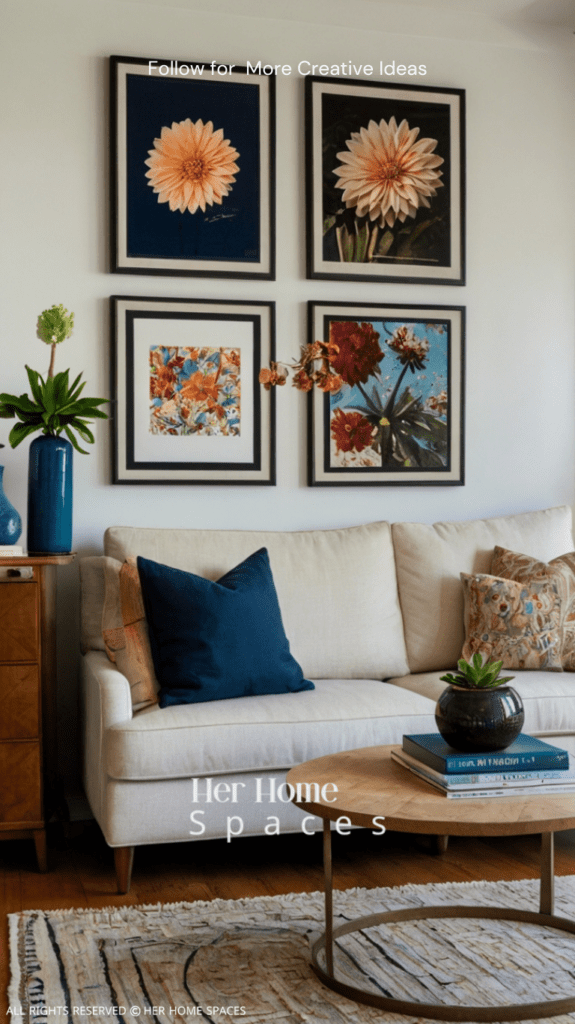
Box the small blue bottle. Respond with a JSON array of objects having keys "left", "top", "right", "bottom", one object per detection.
[{"left": 0, "top": 464, "right": 22, "bottom": 545}]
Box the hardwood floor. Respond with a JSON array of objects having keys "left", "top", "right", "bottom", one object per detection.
[{"left": 3, "top": 822, "right": 575, "bottom": 1015}]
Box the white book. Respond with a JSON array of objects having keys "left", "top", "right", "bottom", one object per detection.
[
  {"left": 391, "top": 748, "right": 575, "bottom": 789},
  {"left": 0, "top": 545, "right": 24, "bottom": 556},
  {"left": 443, "top": 782, "right": 575, "bottom": 800}
]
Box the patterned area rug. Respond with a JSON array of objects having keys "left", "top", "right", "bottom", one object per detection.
[{"left": 9, "top": 876, "right": 575, "bottom": 1022}]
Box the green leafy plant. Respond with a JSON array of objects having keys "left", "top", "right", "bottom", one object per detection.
[
  {"left": 0, "top": 305, "right": 108, "bottom": 454},
  {"left": 440, "top": 653, "right": 514, "bottom": 690}
]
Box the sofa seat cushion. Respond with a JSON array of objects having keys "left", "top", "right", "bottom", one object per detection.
[
  {"left": 105, "top": 679, "right": 436, "bottom": 781},
  {"left": 388, "top": 670, "right": 575, "bottom": 736}
]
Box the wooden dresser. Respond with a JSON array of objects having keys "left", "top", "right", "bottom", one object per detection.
[{"left": 0, "top": 554, "right": 75, "bottom": 869}]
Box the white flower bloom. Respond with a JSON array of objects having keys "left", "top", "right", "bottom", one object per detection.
[{"left": 333, "top": 117, "right": 444, "bottom": 229}]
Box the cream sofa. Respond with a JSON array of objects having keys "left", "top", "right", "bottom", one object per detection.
[{"left": 80, "top": 505, "right": 575, "bottom": 892}]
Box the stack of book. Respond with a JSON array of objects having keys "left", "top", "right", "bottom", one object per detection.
[{"left": 392, "top": 733, "right": 575, "bottom": 799}]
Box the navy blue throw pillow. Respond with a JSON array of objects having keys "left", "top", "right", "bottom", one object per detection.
[{"left": 137, "top": 548, "right": 314, "bottom": 708}]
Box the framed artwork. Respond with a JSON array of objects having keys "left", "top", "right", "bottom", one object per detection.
[
  {"left": 111, "top": 296, "right": 275, "bottom": 484},
  {"left": 308, "top": 302, "right": 465, "bottom": 486},
  {"left": 110, "top": 56, "right": 275, "bottom": 279},
  {"left": 305, "top": 77, "right": 465, "bottom": 285}
]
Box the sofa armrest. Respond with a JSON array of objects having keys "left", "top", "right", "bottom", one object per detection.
[{"left": 81, "top": 650, "right": 133, "bottom": 825}]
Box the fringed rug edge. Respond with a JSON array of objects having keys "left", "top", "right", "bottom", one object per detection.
[{"left": 6, "top": 873, "right": 558, "bottom": 924}]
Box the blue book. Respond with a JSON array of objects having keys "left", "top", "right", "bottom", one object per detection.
[{"left": 402, "top": 733, "right": 569, "bottom": 774}]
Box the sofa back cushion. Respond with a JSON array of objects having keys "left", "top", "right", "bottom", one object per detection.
[
  {"left": 79, "top": 556, "right": 108, "bottom": 654},
  {"left": 392, "top": 506, "right": 574, "bottom": 674},
  {"left": 103, "top": 521, "right": 409, "bottom": 680}
]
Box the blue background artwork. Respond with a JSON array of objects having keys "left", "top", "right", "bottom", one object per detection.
[
  {"left": 330, "top": 320, "right": 449, "bottom": 417},
  {"left": 126, "top": 74, "right": 260, "bottom": 262}
]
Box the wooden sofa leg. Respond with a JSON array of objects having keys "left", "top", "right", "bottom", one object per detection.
[
  {"left": 114, "top": 846, "right": 134, "bottom": 894},
  {"left": 434, "top": 835, "right": 449, "bottom": 854}
]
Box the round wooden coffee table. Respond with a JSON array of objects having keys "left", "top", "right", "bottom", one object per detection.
[{"left": 287, "top": 744, "right": 575, "bottom": 1022}]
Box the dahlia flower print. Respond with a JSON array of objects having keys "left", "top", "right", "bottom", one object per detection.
[
  {"left": 145, "top": 119, "right": 240, "bottom": 215},
  {"left": 334, "top": 118, "right": 443, "bottom": 231},
  {"left": 150, "top": 345, "right": 240, "bottom": 436},
  {"left": 326, "top": 115, "right": 445, "bottom": 268}
]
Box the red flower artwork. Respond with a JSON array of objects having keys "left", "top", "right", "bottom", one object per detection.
[
  {"left": 331, "top": 408, "right": 374, "bottom": 453},
  {"left": 328, "top": 321, "right": 384, "bottom": 386}
]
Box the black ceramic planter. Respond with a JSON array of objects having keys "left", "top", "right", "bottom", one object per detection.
[{"left": 435, "top": 685, "right": 525, "bottom": 753}]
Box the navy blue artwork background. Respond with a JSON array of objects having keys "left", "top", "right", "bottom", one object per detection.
[{"left": 126, "top": 74, "right": 261, "bottom": 262}]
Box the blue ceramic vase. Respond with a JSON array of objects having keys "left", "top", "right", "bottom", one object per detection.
[
  {"left": 0, "top": 465, "right": 22, "bottom": 545},
  {"left": 27, "top": 434, "right": 73, "bottom": 554}
]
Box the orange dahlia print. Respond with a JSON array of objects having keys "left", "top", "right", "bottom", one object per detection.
[
  {"left": 145, "top": 118, "right": 240, "bottom": 215},
  {"left": 328, "top": 321, "right": 384, "bottom": 386},
  {"left": 331, "top": 409, "right": 374, "bottom": 454}
]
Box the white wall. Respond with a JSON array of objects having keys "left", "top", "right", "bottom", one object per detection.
[{"left": 1, "top": 0, "right": 574, "bottom": 788}]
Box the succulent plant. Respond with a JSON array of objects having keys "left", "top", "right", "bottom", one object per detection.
[{"left": 440, "top": 652, "right": 514, "bottom": 690}]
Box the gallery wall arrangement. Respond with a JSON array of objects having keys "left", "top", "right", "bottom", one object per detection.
[{"left": 109, "top": 58, "right": 466, "bottom": 488}]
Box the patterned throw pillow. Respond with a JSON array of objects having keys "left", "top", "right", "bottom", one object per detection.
[
  {"left": 101, "top": 557, "right": 159, "bottom": 709},
  {"left": 460, "top": 571, "right": 563, "bottom": 671},
  {"left": 491, "top": 547, "right": 575, "bottom": 670}
]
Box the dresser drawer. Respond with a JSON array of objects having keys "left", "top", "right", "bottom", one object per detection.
[
  {"left": 0, "top": 742, "right": 41, "bottom": 822},
  {"left": 0, "top": 582, "right": 39, "bottom": 660},
  {"left": 0, "top": 665, "right": 40, "bottom": 739}
]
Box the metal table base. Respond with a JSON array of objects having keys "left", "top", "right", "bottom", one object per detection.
[{"left": 312, "top": 823, "right": 575, "bottom": 1021}]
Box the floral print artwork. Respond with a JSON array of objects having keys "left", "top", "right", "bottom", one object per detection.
[
  {"left": 150, "top": 346, "right": 240, "bottom": 436},
  {"left": 328, "top": 319, "right": 449, "bottom": 469},
  {"left": 322, "top": 105, "right": 448, "bottom": 268}
]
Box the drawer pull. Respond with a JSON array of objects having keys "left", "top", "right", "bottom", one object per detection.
[{"left": 1, "top": 567, "right": 34, "bottom": 580}]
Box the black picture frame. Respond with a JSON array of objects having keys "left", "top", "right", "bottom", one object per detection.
[
  {"left": 110, "top": 56, "right": 275, "bottom": 279},
  {"left": 308, "top": 301, "right": 465, "bottom": 486},
  {"left": 305, "top": 77, "right": 465, "bottom": 285},
  {"left": 111, "top": 296, "right": 275, "bottom": 484}
]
